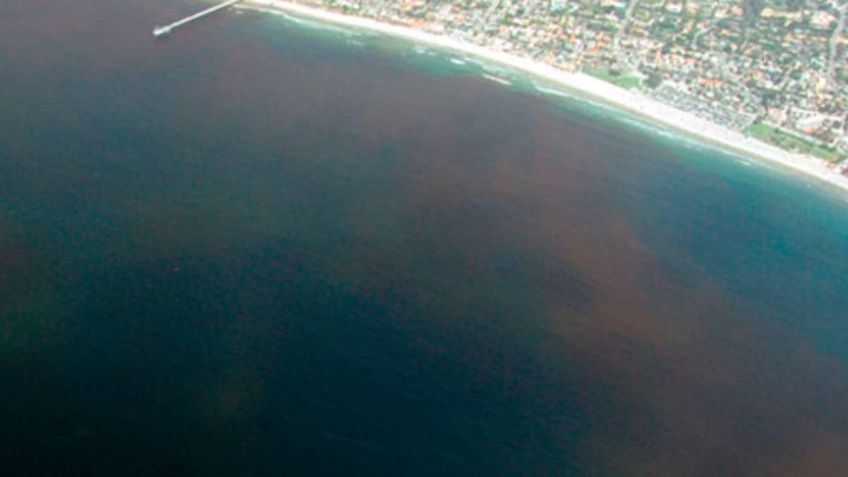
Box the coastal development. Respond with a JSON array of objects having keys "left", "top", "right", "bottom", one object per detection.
[{"left": 230, "top": 0, "right": 848, "bottom": 188}]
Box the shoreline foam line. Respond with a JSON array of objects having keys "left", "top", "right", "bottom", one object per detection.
[{"left": 238, "top": 0, "right": 848, "bottom": 195}]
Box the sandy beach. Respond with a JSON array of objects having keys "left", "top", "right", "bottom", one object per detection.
[{"left": 240, "top": 0, "right": 848, "bottom": 194}]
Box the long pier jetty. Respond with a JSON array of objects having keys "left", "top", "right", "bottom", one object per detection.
[{"left": 153, "top": 0, "right": 244, "bottom": 38}]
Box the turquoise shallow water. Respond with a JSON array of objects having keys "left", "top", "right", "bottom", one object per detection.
[{"left": 2, "top": 1, "right": 848, "bottom": 475}]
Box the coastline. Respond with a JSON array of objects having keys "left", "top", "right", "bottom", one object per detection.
[{"left": 239, "top": 0, "right": 848, "bottom": 194}]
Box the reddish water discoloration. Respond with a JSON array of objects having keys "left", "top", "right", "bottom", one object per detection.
[{"left": 3, "top": 2, "right": 848, "bottom": 474}]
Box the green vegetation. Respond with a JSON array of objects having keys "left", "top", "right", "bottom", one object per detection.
[
  {"left": 645, "top": 72, "right": 663, "bottom": 89},
  {"left": 745, "top": 122, "right": 845, "bottom": 162},
  {"left": 585, "top": 67, "right": 642, "bottom": 89}
]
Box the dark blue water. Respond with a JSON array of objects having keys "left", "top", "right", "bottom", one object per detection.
[{"left": 3, "top": 1, "right": 848, "bottom": 475}]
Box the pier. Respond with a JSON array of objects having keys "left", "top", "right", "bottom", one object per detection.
[{"left": 153, "top": 0, "right": 244, "bottom": 38}]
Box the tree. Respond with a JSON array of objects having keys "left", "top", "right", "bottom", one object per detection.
[
  {"left": 646, "top": 72, "right": 663, "bottom": 89},
  {"left": 743, "top": 0, "right": 765, "bottom": 27}
]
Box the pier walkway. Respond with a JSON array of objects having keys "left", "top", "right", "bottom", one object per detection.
[{"left": 153, "top": 0, "right": 244, "bottom": 38}]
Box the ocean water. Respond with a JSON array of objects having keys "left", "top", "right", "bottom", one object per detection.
[{"left": 2, "top": 1, "right": 848, "bottom": 475}]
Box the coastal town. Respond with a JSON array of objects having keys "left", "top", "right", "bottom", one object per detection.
[{"left": 272, "top": 0, "right": 848, "bottom": 172}]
